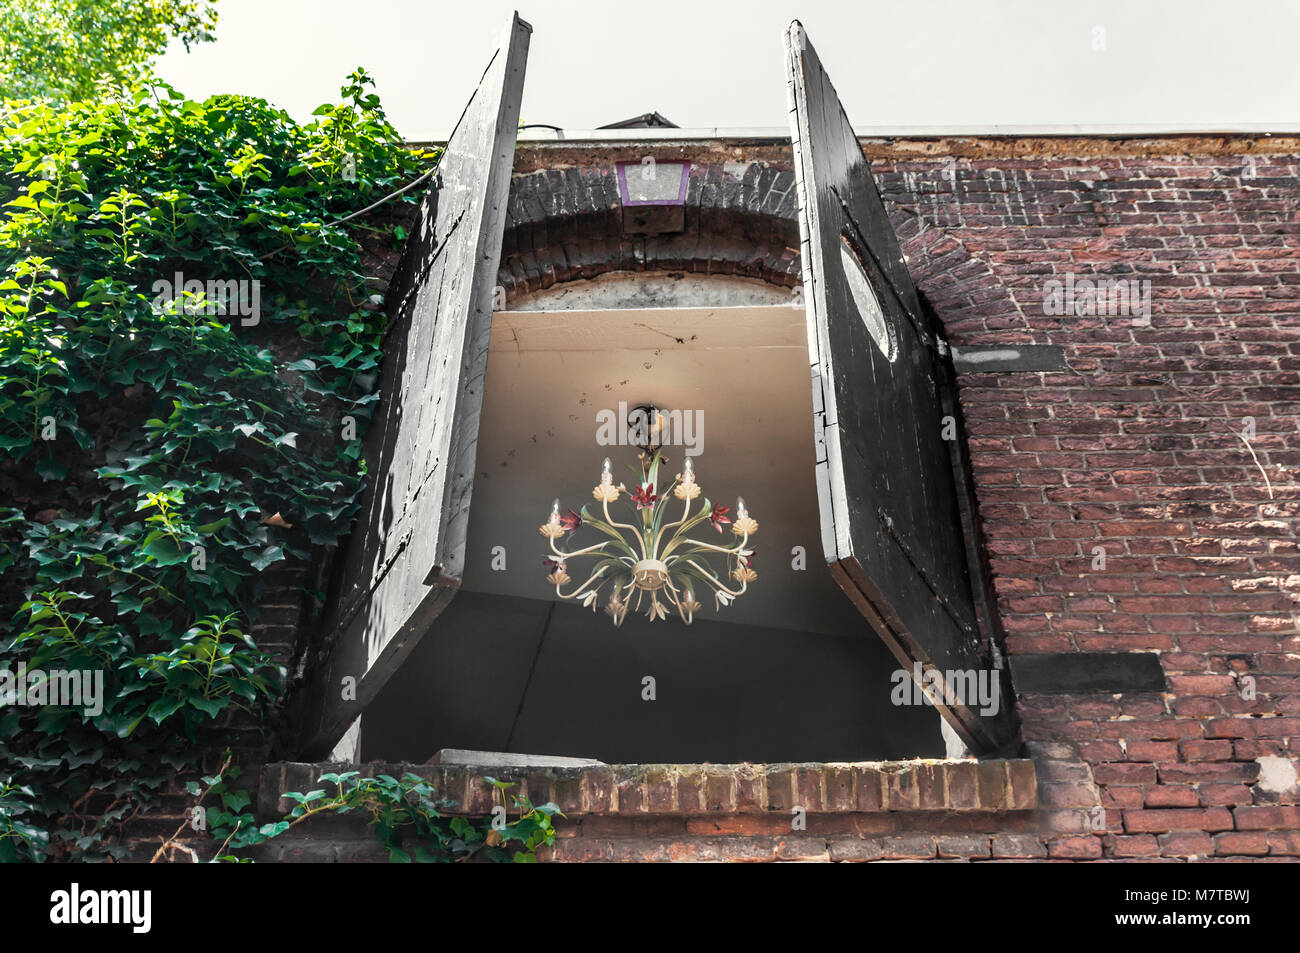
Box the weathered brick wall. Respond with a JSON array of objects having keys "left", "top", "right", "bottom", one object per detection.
[
  {"left": 875, "top": 147, "right": 1300, "bottom": 860},
  {"left": 125, "top": 140, "right": 1300, "bottom": 862}
]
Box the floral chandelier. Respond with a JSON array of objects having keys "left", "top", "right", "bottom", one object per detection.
[{"left": 539, "top": 449, "right": 757, "bottom": 626}]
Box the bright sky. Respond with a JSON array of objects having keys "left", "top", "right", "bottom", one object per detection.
[{"left": 157, "top": 0, "right": 1300, "bottom": 140}]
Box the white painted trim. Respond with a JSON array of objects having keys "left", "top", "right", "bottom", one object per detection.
[{"left": 407, "top": 122, "right": 1300, "bottom": 145}]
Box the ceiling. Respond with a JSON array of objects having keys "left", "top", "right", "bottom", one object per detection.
[{"left": 462, "top": 304, "right": 871, "bottom": 637}]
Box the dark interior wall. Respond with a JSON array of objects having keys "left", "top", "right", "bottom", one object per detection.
[{"left": 360, "top": 588, "right": 945, "bottom": 764}]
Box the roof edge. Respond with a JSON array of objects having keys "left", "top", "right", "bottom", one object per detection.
[{"left": 402, "top": 123, "right": 1300, "bottom": 146}]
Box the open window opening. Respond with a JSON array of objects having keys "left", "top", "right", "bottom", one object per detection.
[{"left": 360, "top": 275, "right": 951, "bottom": 763}]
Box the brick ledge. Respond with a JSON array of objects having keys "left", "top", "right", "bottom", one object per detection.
[{"left": 260, "top": 758, "right": 1037, "bottom": 817}]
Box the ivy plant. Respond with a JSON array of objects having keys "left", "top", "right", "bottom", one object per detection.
[
  {"left": 190, "top": 766, "right": 562, "bottom": 863},
  {"left": 0, "top": 71, "right": 434, "bottom": 861}
]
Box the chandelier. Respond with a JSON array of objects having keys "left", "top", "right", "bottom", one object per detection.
[{"left": 538, "top": 449, "right": 757, "bottom": 626}]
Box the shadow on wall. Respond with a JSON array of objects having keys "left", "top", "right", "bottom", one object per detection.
[{"left": 360, "top": 589, "right": 947, "bottom": 764}]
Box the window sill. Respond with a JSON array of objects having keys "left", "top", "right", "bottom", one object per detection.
[{"left": 261, "top": 758, "right": 1037, "bottom": 817}]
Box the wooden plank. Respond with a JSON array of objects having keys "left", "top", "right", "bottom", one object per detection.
[
  {"left": 784, "top": 20, "right": 1013, "bottom": 753},
  {"left": 295, "top": 13, "right": 532, "bottom": 758}
]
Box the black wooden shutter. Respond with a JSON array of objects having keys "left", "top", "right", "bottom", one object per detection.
[
  {"left": 785, "top": 21, "right": 1011, "bottom": 753},
  {"left": 297, "top": 13, "right": 531, "bottom": 758}
]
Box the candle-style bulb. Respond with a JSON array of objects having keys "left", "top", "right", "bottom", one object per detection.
[
  {"left": 601, "top": 457, "right": 613, "bottom": 484},
  {"left": 683, "top": 457, "right": 694, "bottom": 481},
  {"left": 550, "top": 498, "right": 560, "bottom": 520},
  {"left": 736, "top": 496, "right": 748, "bottom": 519}
]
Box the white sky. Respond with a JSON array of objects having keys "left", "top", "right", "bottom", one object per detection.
[{"left": 157, "top": 0, "right": 1300, "bottom": 140}]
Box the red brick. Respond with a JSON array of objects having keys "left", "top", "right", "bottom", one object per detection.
[
  {"left": 880, "top": 835, "right": 935, "bottom": 860},
  {"left": 915, "top": 763, "right": 946, "bottom": 811},
  {"left": 1112, "top": 834, "right": 1161, "bottom": 858},
  {"left": 945, "top": 762, "right": 978, "bottom": 810},
  {"left": 1158, "top": 832, "right": 1213, "bottom": 857},
  {"left": 1197, "top": 782, "right": 1253, "bottom": 806},
  {"left": 582, "top": 768, "right": 614, "bottom": 813},
  {"left": 1268, "top": 832, "right": 1300, "bottom": 855},
  {"left": 1125, "top": 741, "right": 1180, "bottom": 761},
  {"left": 854, "top": 766, "right": 884, "bottom": 812},
  {"left": 1049, "top": 836, "right": 1103, "bottom": 859},
  {"left": 793, "top": 766, "right": 824, "bottom": 813},
  {"left": 1123, "top": 808, "right": 1234, "bottom": 832},
  {"left": 822, "top": 767, "right": 854, "bottom": 812},
  {"left": 1103, "top": 786, "right": 1145, "bottom": 809},
  {"left": 829, "top": 838, "right": 884, "bottom": 862},
  {"left": 991, "top": 834, "right": 1048, "bottom": 858},
  {"left": 885, "top": 767, "right": 920, "bottom": 810},
  {"left": 734, "top": 767, "right": 763, "bottom": 812},
  {"left": 644, "top": 768, "right": 674, "bottom": 813},
  {"left": 1143, "top": 785, "right": 1199, "bottom": 808},
  {"left": 1159, "top": 762, "right": 1258, "bottom": 783},
  {"left": 686, "top": 816, "right": 783, "bottom": 837},
  {"left": 1180, "top": 739, "right": 1235, "bottom": 761},
  {"left": 1214, "top": 832, "right": 1270, "bottom": 856},
  {"left": 976, "top": 760, "right": 1008, "bottom": 809},
  {"left": 703, "top": 769, "right": 735, "bottom": 812},
  {"left": 1093, "top": 762, "right": 1157, "bottom": 785},
  {"left": 1235, "top": 806, "right": 1300, "bottom": 830},
  {"left": 675, "top": 767, "right": 704, "bottom": 813},
  {"left": 764, "top": 768, "right": 794, "bottom": 812},
  {"left": 1040, "top": 781, "right": 1099, "bottom": 808},
  {"left": 1007, "top": 760, "right": 1038, "bottom": 810},
  {"left": 936, "top": 835, "right": 990, "bottom": 859}
]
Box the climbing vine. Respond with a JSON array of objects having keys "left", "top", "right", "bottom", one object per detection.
[
  {"left": 161, "top": 758, "right": 561, "bottom": 863},
  {"left": 0, "top": 71, "right": 433, "bottom": 860}
]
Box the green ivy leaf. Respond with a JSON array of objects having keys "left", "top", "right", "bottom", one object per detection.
[{"left": 249, "top": 544, "right": 284, "bottom": 571}]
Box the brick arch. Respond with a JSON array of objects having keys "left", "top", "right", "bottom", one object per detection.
[
  {"left": 889, "top": 207, "right": 1029, "bottom": 340},
  {"left": 497, "top": 164, "right": 802, "bottom": 301},
  {"left": 498, "top": 162, "right": 1023, "bottom": 338}
]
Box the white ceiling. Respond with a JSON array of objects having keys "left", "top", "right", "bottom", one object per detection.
[{"left": 462, "top": 305, "right": 871, "bottom": 637}]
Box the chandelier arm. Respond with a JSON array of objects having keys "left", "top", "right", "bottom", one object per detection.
[
  {"left": 602, "top": 496, "right": 646, "bottom": 559},
  {"left": 680, "top": 560, "right": 725, "bottom": 593},
  {"left": 650, "top": 493, "right": 693, "bottom": 559},
  {"left": 685, "top": 558, "right": 748, "bottom": 598},
  {"left": 556, "top": 564, "right": 609, "bottom": 599},
  {"left": 660, "top": 508, "right": 722, "bottom": 559},
  {"left": 670, "top": 528, "right": 749, "bottom": 558},
  {"left": 549, "top": 537, "right": 611, "bottom": 560},
  {"left": 580, "top": 511, "right": 641, "bottom": 560}
]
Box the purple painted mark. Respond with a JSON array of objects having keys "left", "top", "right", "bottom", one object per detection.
[{"left": 615, "top": 160, "right": 690, "bottom": 206}]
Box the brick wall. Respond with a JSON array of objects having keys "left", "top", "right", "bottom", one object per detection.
[
  {"left": 125, "top": 139, "right": 1300, "bottom": 862},
  {"left": 877, "top": 146, "right": 1300, "bottom": 861}
]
